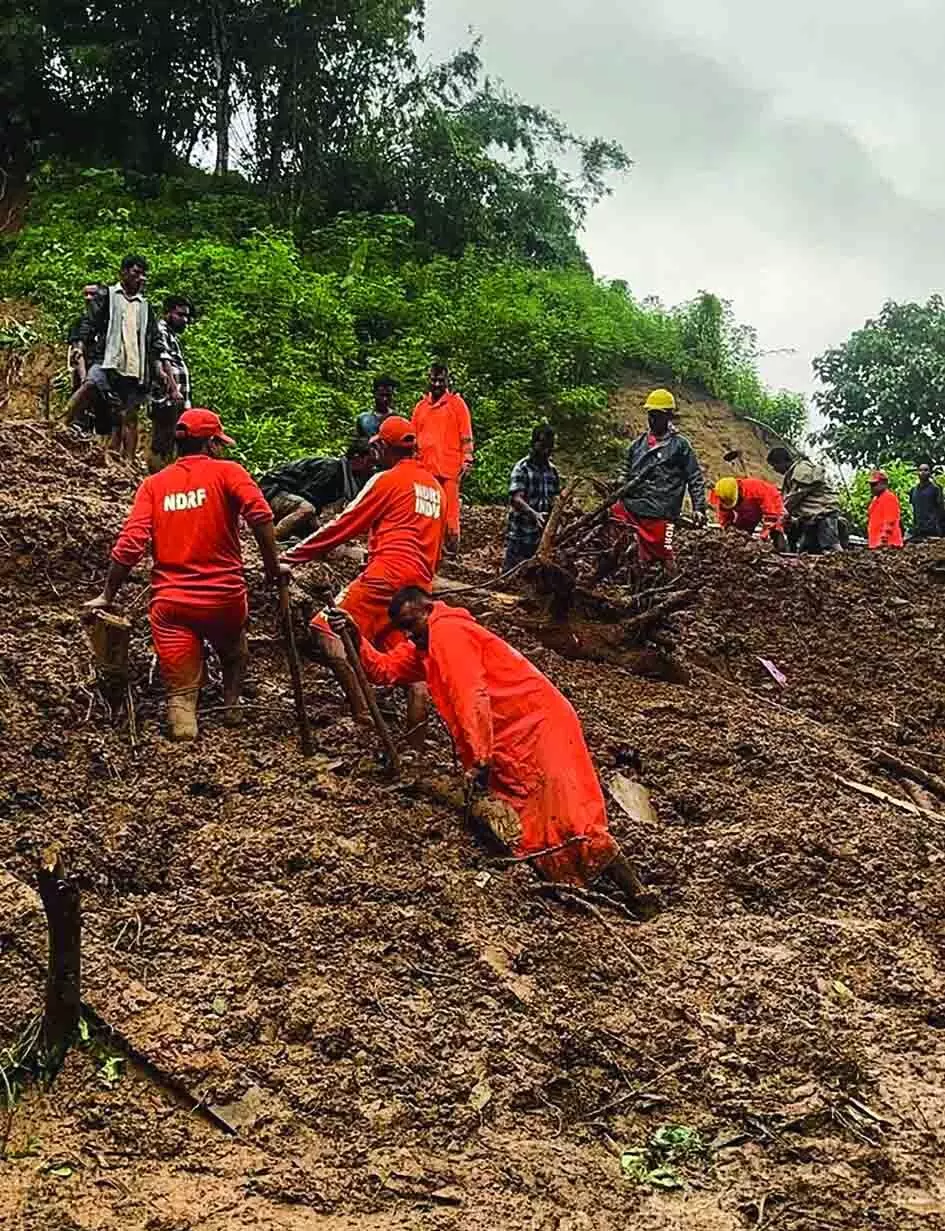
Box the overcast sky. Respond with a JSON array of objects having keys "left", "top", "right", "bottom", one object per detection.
[{"left": 422, "top": 0, "right": 945, "bottom": 417}]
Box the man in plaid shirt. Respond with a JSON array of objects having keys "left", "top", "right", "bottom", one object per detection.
[
  {"left": 504, "top": 425, "right": 561, "bottom": 570},
  {"left": 149, "top": 295, "right": 194, "bottom": 472}
]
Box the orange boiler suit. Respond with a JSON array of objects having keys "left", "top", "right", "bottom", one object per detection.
[
  {"left": 359, "top": 602, "right": 619, "bottom": 885},
  {"left": 283, "top": 458, "right": 445, "bottom": 647},
  {"left": 709, "top": 476, "right": 784, "bottom": 538},
  {"left": 410, "top": 391, "right": 473, "bottom": 539},
  {"left": 868, "top": 489, "right": 904, "bottom": 549}
]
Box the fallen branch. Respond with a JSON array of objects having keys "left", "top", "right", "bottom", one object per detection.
[
  {"left": 871, "top": 747, "right": 945, "bottom": 803},
  {"left": 835, "top": 775, "right": 945, "bottom": 824},
  {"left": 537, "top": 477, "right": 581, "bottom": 563},
  {"left": 36, "top": 847, "right": 81, "bottom": 1079}
]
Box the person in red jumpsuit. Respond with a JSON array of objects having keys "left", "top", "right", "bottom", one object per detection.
[
  {"left": 867, "top": 471, "right": 904, "bottom": 549},
  {"left": 410, "top": 363, "right": 473, "bottom": 553},
  {"left": 83, "top": 408, "right": 281, "bottom": 740},
  {"left": 709, "top": 475, "right": 786, "bottom": 549},
  {"left": 330, "top": 588, "right": 627, "bottom": 889},
  {"left": 282, "top": 416, "right": 445, "bottom": 731}
]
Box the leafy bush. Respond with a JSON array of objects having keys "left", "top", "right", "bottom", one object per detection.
[{"left": 0, "top": 165, "right": 805, "bottom": 498}]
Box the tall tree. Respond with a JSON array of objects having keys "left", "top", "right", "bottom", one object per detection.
[{"left": 813, "top": 297, "right": 945, "bottom": 465}]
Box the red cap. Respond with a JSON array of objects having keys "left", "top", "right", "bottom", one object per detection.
[
  {"left": 371, "top": 416, "right": 416, "bottom": 447},
  {"left": 175, "top": 408, "right": 235, "bottom": 445},
  {"left": 869, "top": 470, "right": 887, "bottom": 484}
]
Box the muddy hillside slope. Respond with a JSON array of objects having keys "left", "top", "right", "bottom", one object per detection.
[{"left": 2, "top": 420, "right": 945, "bottom": 1231}]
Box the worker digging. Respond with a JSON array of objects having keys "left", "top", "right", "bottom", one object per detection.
[{"left": 77, "top": 383, "right": 911, "bottom": 902}]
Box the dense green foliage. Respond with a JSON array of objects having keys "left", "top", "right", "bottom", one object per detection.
[
  {"left": 0, "top": 166, "right": 806, "bottom": 496},
  {"left": 814, "top": 298, "right": 945, "bottom": 466},
  {"left": 0, "top": 2, "right": 626, "bottom": 266}
]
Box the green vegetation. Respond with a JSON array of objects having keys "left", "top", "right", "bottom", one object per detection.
[
  {"left": 0, "top": 166, "right": 805, "bottom": 496},
  {"left": 814, "top": 297, "right": 945, "bottom": 467},
  {"left": 620, "top": 1124, "right": 711, "bottom": 1190}
]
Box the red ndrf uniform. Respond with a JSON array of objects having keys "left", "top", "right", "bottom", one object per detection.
[
  {"left": 283, "top": 459, "right": 445, "bottom": 647},
  {"left": 360, "top": 603, "right": 619, "bottom": 886},
  {"left": 868, "top": 489, "right": 904, "bottom": 549},
  {"left": 709, "top": 476, "right": 785, "bottom": 538},
  {"left": 111, "top": 455, "right": 273, "bottom": 692},
  {"left": 410, "top": 392, "right": 473, "bottom": 538}
]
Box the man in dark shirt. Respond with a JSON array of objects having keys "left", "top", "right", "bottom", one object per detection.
[
  {"left": 258, "top": 442, "right": 375, "bottom": 540},
  {"left": 504, "top": 425, "right": 562, "bottom": 570},
  {"left": 909, "top": 463, "right": 945, "bottom": 540},
  {"left": 355, "top": 376, "right": 397, "bottom": 440},
  {"left": 610, "top": 388, "right": 706, "bottom": 572}
]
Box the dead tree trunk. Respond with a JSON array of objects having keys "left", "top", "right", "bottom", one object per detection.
[{"left": 36, "top": 848, "right": 81, "bottom": 1078}]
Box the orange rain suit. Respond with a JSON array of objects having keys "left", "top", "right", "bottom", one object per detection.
[
  {"left": 708, "top": 476, "right": 784, "bottom": 538},
  {"left": 283, "top": 459, "right": 445, "bottom": 646},
  {"left": 867, "top": 489, "right": 904, "bottom": 549},
  {"left": 411, "top": 392, "right": 474, "bottom": 539},
  {"left": 359, "top": 602, "right": 619, "bottom": 885}
]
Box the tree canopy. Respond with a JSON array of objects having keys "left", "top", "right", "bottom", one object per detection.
[
  {"left": 0, "top": 1, "right": 628, "bottom": 264},
  {"left": 813, "top": 297, "right": 945, "bottom": 466}
]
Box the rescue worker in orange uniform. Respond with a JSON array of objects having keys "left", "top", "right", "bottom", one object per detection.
[
  {"left": 282, "top": 416, "right": 445, "bottom": 730},
  {"left": 83, "top": 409, "right": 282, "bottom": 741},
  {"left": 867, "top": 470, "right": 904, "bottom": 549},
  {"left": 329, "top": 587, "right": 627, "bottom": 890},
  {"left": 410, "top": 363, "right": 473, "bottom": 553},
  {"left": 709, "top": 475, "right": 786, "bottom": 550}
]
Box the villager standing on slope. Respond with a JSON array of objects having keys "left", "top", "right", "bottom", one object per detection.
[
  {"left": 83, "top": 409, "right": 281, "bottom": 741},
  {"left": 281, "top": 416, "right": 444, "bottom": 732},
  {"left": 867, "top": 470, "right": 904, "bottom": 549},
  {"left": 328, "top": 588, "right": 627, "bottom": 891},
  {"left": 148, "top": 295, "right": 195, "bottom": 473},
  {"left": 608, "top": 388, "right": 707, "bottom": 573},
  {"left": 504, "top": 424, "right": 562, "bottom": 570},
  {"left": 411, "top": 363, "right": 473, "bottom": 554},
  {"left": 66, "top": 255, "right": 166, "bottom": 462},
  {"left": 909, "top": 463, "right": 945, "bottom": 540}
]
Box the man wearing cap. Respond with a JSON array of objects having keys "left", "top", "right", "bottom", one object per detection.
[
  {"left": 411, "top": 363, "right": 473, "bottom": 553},
  {"left": 709, "top": 475, "right": 786, "bottom": 549},
  {"left": 606, "top": 388, "right": 706, "bottom": 574},
  {"left": 282, "top": 416, "right": 445, "bottom": 729},
  {"left": 867, "top": 471, "right": 904, "bottom": 549},
  {"left": 356, "top": 376, "right": 397, "bottom": 441},
  {"left": 83, "top": 409, "right": 282, "bottom": 741}
]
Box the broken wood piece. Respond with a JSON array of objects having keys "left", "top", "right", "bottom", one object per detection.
[
  {"left": 422, "top": 774, "right": 521, "bottom": 851},
  {"left": 89, "top": 610, "right": 130, "bottom": 705},
  {"left": 871, "top": 748, "right": 945, "bottom": 803},
  {"left": 278, "top": 578, "right": 315, "bottom": 757},
  {"left": 835, "top": 775, "right": 945, "bottom": 823},
  {"left": 536, "top": 477, "right": 581, "bottom": 564},
  {"left": 36, "top": 846, "right": 81, "bottom": 1078},
  {"left": 608, "top": 774, "right": 657, "bottom": 825}
]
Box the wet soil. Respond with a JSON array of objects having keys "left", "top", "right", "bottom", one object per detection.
[{"left": 2, "top": 422, "right": 945, "bottom": 1229}]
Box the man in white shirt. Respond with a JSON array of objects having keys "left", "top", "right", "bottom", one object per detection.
[{"left": 66, "top": 255, "right": 166, "bottom": 462}]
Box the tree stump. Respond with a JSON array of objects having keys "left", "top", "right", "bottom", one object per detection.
[
  {"left": 89, "top": 610, "right": 131, "bottom": 708},
  {"left": 36, "top": 846, "right": 81, "bottom": 1078}
]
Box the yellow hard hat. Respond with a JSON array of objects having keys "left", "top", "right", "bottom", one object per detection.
[
  {"left": 714, "top": 476, "right": 740, "bottom": 509},
  {"left": 644, "top": 388, "right": 676, "bottom": 412}
]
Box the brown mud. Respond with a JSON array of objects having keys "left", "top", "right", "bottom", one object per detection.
[{"left": 2, "top": 421, "right": 945, "bottom": 1229}]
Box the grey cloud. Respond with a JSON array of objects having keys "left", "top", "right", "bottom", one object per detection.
[{"left": 422, "top": 0, "right": 945, "bottom": 408}]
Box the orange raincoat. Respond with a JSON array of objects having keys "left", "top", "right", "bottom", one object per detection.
[
  {"left": 868, "top": 489, "right": 904, "bottom": 549},
  {"left": 359, "top": 603, "right": 618, "bottom": 885}
]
